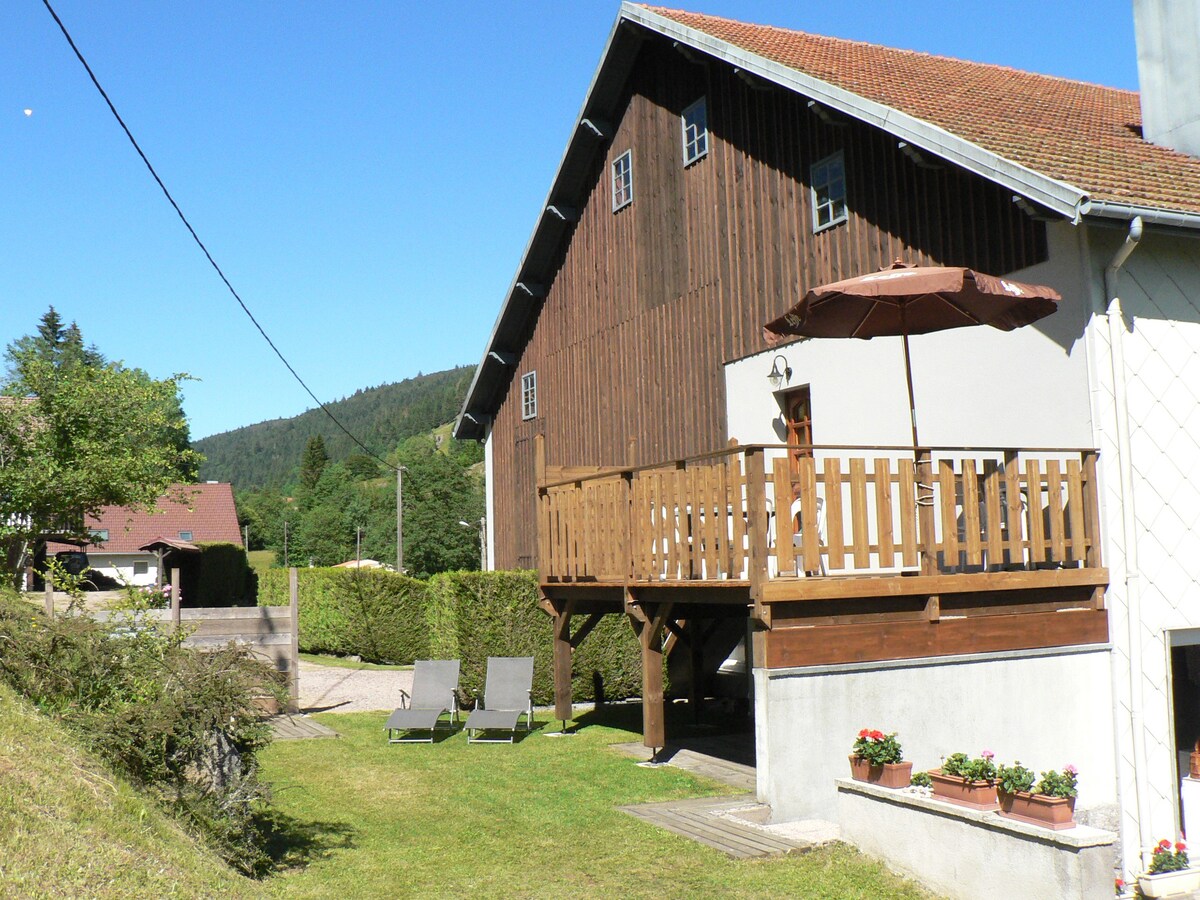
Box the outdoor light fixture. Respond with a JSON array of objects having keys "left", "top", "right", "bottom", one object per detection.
[{"left": 767, "top": 355, "right": 792, "bottom": 390}]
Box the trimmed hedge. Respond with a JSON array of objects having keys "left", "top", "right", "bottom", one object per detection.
[
  {"left": 427, "top": 571, "right": 644, "bottom": 706},
  {"left": 192, "top": 542, "right": 256, "bottom": 607},
  {"left": 259, "top": 568, "right": 429, "bottom": 665},
  {"left": 260, "top": 568, "right": 645, "bottom": 704}
]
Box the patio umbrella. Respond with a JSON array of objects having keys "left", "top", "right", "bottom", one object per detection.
[{"left": 762, "top": 261, "right": 1060, "bottom": 447}]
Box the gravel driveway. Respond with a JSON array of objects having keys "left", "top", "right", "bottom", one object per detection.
[{"left": 297, "top": 661, "right": 412, "bottom": 714}]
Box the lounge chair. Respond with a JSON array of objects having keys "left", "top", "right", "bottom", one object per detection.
[
  {"left": 465, "top": 656, "right": 535, "bottom": 744},
  {"left": 384, "top": 659, "right": 460, "bottom": 743}
]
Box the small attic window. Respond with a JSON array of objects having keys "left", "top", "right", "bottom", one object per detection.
[
  {"left": 612, "top": 150, "right": 633, "bottom": 211},
  {"left": 681, "top": 97, "right": 708, "bottom": 165},
  {"left": 179, "top": 531, "right": 194, "bottom": 542},
  {"left": 811, "top": 151, "right": 848, "bottom": 232},
  {"left": 521, "top": 371, "right": 538, "bottom": 420},
  {"left": 89, "top": 528, "right": 108, "bottom": 542}
]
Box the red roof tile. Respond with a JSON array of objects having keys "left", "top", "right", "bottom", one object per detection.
[
  {"left": 644, "top": 6, "right": 1200, "bottom": 216},
  {"left": 48, "top": 483, "right": 243, "bottom": 554}
]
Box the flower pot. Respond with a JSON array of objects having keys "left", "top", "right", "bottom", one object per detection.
[
  {"left": 1139, "top": 867, "right": 1200, "bottom": 898},
  {"left": 997, "top": 789, "right": 1076, "bottom": 830},
  {"left": 848, "top": 755, "right": 913, "bottom": 789},
  {"left": 928, "top": 769, "right": 999, "bottom": 810}
]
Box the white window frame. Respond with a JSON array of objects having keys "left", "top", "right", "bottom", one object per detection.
[
  {"left": 810, "top": 150, "right": 848, "bottom": 232},
  {"left": 89, "top": 528, "right": 108, "bottom": 542},
  {"left": 612, "top": 150, "right": 633, "bottom": 211},
  {"left": 521, "top": 371, "right": 538, "bottom": 420},
  {"left": 179, "top": 530, "right": 193, "bottom": 542},
  {"left": 681, "top": 97, "right": 709, "bottom": 166}
]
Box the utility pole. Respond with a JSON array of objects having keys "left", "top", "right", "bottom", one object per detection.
[
  {"left": 243, "top": 524, "right": 249, "bottom": 549},
  {"left": 396, "top": 465, "right": 407, "bottom": 573},
  {"left": 283, "top": 519, "right": 289, "bottom": 568}
]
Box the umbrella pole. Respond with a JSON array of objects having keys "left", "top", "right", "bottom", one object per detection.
[{"left": 901, "top": 325, "right": 938, "bottom": 575}]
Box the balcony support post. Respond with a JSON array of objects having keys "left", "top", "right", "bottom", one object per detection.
[{"left": 552, "top": 597, "right": 575, "bottom": 724}]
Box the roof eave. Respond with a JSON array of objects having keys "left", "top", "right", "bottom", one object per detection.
[{"left": 1081, "top": 198, "right": 1200, "bottom": 230}]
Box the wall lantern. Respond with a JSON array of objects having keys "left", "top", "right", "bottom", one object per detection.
[{"left": 767, "top": 354, "right": 792, "bottom": 391}]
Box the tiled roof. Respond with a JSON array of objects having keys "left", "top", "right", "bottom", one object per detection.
[
  {"left": 644, "top": 6, "right": 1200, "bottom": 216},
  {"left": 48, "top": 483, "right": 243, "bottom": 554}
]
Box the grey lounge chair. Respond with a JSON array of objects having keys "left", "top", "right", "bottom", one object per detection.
[
  {"left": 384, "top": 659, "right": 460, "bottom": 743},
  {"left": 465, "top": 656, "right": 535, "bottom": 744}
]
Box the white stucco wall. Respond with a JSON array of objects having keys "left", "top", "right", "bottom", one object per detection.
[
  {"left": 755, "top": 646, "right": 1117, "bottom": 824},
  {"left": 1085, "top": 225, "right": 1200, "bottom": 876},
  {"left": 86, "top": 552, "right": 157, "bottom": 587},
  {"left": 725, "top": 223, "right": 1095, "bottom": 450}
]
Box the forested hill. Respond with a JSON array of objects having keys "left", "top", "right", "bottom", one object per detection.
[{"left": 194, "top": 366, "right": 475, "bottom": 488}]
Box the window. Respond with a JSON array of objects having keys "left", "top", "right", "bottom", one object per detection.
[
  {"left": 612, "top": 150, "right": 633, "bottom": 211},
  {"left": 178, "top": 531, "right": 193, "bottom": 542},
  {"left": 133, "top": 561, "right": 148, "bottom": 576},
  {"left": 521, "top": 371, "right": 537, "bottom": 420},
  {"left": 89, "top": 528, "right": 108, "bottom": 542},
  {"left": 681, "top": 97, "right": 708, "bottom": 165},
  {"left": 811, "top": 151, "right": 848, "bottom": 231}
]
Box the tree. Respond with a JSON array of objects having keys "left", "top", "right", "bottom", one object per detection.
[
  {"left": 0, "top": 309, "right": 201, "bottom": 581},
  {"left": 298, "top": 435, "right": 329, "bottom": 494},
  {"left": 396, "top": 435, "right": 484, "bottom": 577}
]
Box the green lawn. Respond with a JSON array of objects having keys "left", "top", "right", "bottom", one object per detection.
[
  {"left": 298, "top": 652, "right": 411, "bottom": 671},
  {"left": 260, "top": 710, "right": 934, "bottom": 899}
]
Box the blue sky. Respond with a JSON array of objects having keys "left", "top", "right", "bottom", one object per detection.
[{"left": 2, "top": 1, "right": 1141, "bottom": 440}]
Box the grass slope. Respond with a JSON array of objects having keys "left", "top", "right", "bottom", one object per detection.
[
  {"left": 0, "top": 681, "right": 259, "bottom": 900},
  {"left": 261, "top": 710, "right": 934, "bottom": 899}
]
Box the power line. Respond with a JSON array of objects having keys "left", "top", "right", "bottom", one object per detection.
[{"left": 41, "top": 0, "right": 398, "bottom": 474}]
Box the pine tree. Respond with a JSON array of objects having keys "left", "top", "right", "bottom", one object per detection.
[{"left": 298, "top": 435, "right": 329, "bottom": 493}]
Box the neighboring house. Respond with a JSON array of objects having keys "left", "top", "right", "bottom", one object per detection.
[
  {"left": 46, "top": 482, "right": 243, "bottom": 587},
  {"left": 456, "top": 1, "right": 1200, "bottom": 880}
]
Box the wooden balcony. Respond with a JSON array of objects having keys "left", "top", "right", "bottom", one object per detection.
[
  {"left": 539, "top": 442, "right": 1105, "bottom": 585},
  {"left": 535, "top": 440, "right": 1109, "bottom": 749}
]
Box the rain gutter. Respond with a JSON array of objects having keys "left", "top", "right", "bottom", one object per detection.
[
  {"left": 1084, "top": 199, "right": 1200, "bottom": 231},
  {"left": 1102, "top": 215, "right": 1149, "bottom": 868}
]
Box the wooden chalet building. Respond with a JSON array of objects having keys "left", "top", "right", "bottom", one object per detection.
[{"left": 456, "top": 2, "right": 1200, "bottom": 880}]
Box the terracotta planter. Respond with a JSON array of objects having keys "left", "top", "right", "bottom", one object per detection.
[
  {"left": 928, "top": 769, "right": 999, "bottom": 810},
  {"left": 848, "top": 755, "right": 913, "bottom": 789},
  {"left": 1139, "top": 867, "right": 1200, "bottom": 898},
  {"left": 997, "top": 789, "right": 1076, "bottom": 830}
]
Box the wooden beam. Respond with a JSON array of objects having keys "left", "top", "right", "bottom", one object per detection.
[
  {"left": 759, "top": 567, "right": 1110, "bottom": 603},
  {"left": 763, "top": 608, "right": 1109, "bottom": 668},
  {"left": 638, "top": 602, "right": 674, "bottom": 751},
  {"left": 569, "top": 612, "right": 604, "bottom": 649},
  {"left": 553, "top": 598, "right": 575, "bottom": 723}
]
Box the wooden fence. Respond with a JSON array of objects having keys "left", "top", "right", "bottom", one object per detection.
[{"left": 539, "top": 444, "right": 1102, "bottom": 583}]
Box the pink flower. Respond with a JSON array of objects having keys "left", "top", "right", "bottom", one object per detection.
[
  {"left": 1064, "top": 764, "right": 1078, "bottom": 776},
  {"left": 981, "top": 750, "right": 994, "bottom": 760}
]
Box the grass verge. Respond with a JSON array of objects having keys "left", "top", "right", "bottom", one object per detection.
[
  {"left": 299, "top": 652, "right": 411, "bottom": 671},
  {"left": 0, "top": 680, "right": 259, "bottom": 899},
  {"left": 260, "top": 708, "right": 934, "bottom": 898}
]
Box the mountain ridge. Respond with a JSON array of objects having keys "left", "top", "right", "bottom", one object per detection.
[{"left": 195, "top": 365, "right": 476, "bottom": 488}]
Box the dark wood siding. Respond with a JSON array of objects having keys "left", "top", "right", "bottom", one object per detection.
[{"left": 492, "top": 39, "right": 1048, "bottom": 569}]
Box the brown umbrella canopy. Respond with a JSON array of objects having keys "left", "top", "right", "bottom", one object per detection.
[
  {"left": 763, "top": 264, "right": 1060, "bottom": 346},
  {"left": 762, "top": 262, "right": 1061, "bottom": 447}
]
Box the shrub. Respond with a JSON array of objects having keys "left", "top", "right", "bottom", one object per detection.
[
  {"left": 1035, "top": 764, "right": 1079, "bottom": 799},
  {"left": 0, "top": 591, "right": 283, "bottom": 874},
  {"left": 193, "top": 542, "right": 256, "bottom": 607},
  {"left": 259, "top": 567, "right": 429, "bottom": 664},
  {"left": 425, "top": 570, "right": 644, "bottom": 706}
]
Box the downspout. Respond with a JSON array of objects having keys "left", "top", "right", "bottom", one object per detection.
[{"left": 1104, "top": 216, "right": 1149, "bottom": 866}]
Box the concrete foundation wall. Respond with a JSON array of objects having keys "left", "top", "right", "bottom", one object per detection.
[
  {"left": 837, "top": 779, "right": 1117, "bottom": 900},
  {"left": 753, "top": 645, "right": 1117, "bottom": 822}
]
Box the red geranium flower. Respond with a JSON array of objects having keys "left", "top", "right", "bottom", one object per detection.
[
  {"left": 1177, "top": 841, "right": 1187, "bottom": 852},
  {"left": 858, "top": 729, "right": 869, "bottom": 738},
  {"left": 870, "top": 730, "right": 884, "bottom": 741}
]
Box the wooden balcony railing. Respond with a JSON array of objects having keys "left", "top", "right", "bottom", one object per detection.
[{"left": 537, "top": 443, "right": 1102, "bottom": 584}]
